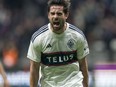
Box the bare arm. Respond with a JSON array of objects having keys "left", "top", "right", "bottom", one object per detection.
[
  {"left": 79, "top": 57, "right": 89, "bottom": 87},
  {"left": 0, "top": 63, "right": 7, "bottom": 81},
  {"left": 30, "top": 60, "right": 40, "bottom": 87},
  {"left": 0, "top": 63, "right": 9, "bottom": 87}
]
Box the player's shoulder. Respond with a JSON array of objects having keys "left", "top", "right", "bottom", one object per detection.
[
  {"left": 68, "top": 23, "right": 85, "bottom": 38},
  {"left": 31, "top": 24, "right": 49, "bottom": 42}
]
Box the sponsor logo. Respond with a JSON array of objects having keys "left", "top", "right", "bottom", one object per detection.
[
  {"left": 41, "top": 50, "right": 77, "bottom": 66},
  {"left": 46, "top": 43, "right": 52, "bottom": 48}
]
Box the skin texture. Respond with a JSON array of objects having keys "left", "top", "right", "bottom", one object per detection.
[
  {"left": 29, "top": 5, "right": 89, "bottom": 87},
  {"left": 48, "top": 5, "right": 69, "bottom": 34},
  {"left": 79, "top": 57, "right": 89, "bottom": 87},
  {"left": 0, "top": 63, "right": 9, "bottom": 87},
  {"left": 30, "top": 60, "right": 40, "bottom": 87}
]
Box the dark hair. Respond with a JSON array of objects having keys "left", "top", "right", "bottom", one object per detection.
[{"left": 47, "top": 0, "right": 71, "bottom": 14}]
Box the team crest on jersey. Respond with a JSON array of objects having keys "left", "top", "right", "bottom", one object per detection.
[{"left": 67, "top": 39, "right": 74, "bottom": 49}]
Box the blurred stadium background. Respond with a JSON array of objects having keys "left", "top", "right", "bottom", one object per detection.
[{"left": 0, "top": 0, "right": 116, "bottom": 87}]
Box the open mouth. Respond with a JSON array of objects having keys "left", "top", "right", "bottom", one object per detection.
[{"left": 53, "top": 21, "right": 60, "bottom": 27}]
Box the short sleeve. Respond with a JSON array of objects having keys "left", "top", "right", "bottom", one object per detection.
[
  {"left": 77, "top": 35, "right": 89, "bottom": 60},
  {"left": 27, "top": 40, "right": 41, "bottom": 62}
]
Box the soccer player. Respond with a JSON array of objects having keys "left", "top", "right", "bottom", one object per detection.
[
  {"left": 0, "top": 62, "right": 9, "bottom": 87},
  {"left": 27, "top": 0, "right": 89, "bottom": 87}
]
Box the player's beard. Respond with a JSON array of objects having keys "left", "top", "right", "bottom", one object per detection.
[{"left": 51, "top": 19, "right": 65, "bottom": 33}]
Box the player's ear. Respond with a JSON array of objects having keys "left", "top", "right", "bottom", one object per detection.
[
  {"left": 48, "top": 12, "right": 50, "bottom": 19},
  {"left": 65, "top": 12, "right": 69, "bottom": 19}
]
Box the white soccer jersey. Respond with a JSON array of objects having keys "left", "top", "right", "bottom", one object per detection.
[{"left": 27, "top": 23, "right": 89, "bottom": 87}]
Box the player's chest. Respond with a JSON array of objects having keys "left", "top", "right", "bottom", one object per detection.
[{"left": 41, "top": 36, "right": 77, "bottom": 53}]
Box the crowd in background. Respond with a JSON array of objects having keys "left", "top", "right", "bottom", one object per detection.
[{"left": 0, "top": 0, "right": 116, "bottom": 72}]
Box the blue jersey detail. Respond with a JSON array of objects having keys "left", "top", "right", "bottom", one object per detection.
[
  {"left": 31, "top": 25, "right": 48, "bottom": 42},
  {"left": 69, "top": 24, "right": 85, "bottom": 38}
]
